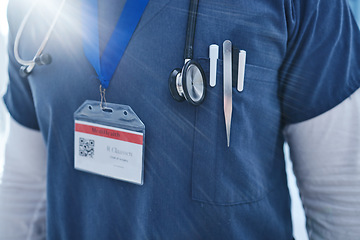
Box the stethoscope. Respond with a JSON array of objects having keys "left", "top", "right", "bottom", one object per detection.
[
  {"left": 14, "top": 0, "right": 66, "bottom": 78},
  {"left": 15, "top": 0, "right": 206, "bottom": 105},
  {"left": 168, "top": 0, "right": 206, "bottom": 106}
]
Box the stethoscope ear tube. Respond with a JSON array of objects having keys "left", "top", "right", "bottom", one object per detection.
[
  {"left": 34, "top": 54, "right": 52, "bottom": 65},
  {"left": 18, "top": 53, "right": 52, "bottom": 78},
  {"left": 19, "top": 65, "right": 31, "bottom": 78},
  {"left": 14, "top": 0, "right": 66, "bottom": 77}
]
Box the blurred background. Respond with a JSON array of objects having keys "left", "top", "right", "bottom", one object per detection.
[
  {"left": 0, "top": 1, "right": 359, "bottom": 239},
  {"left": 349, "top": 0, "right": 360, "bottom": 24},
  {"left": 0, "top": 0, "right": 9, "bottom": 179}
]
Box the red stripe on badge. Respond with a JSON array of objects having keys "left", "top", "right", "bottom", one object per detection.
[{"left": 75, "top": 123, "right": 143, "bottom": 145}]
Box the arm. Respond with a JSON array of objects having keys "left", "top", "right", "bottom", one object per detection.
[
  {"left": 0, "top": 1, "right": 49, "bottom": 238},
  {"left": 0, "top": 117, "right": 47, "bottom": 240},
  {"left": 284, "top": 89, "right": 360, "bottom": 239}
]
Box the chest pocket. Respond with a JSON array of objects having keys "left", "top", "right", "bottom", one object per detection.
[{"left": 191, "top": 58, "right": 280, "bottom": 205}]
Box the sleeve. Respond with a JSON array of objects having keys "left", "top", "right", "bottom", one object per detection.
[
  {"left": 0, "top": 116, "right": 47, "bottom": 240},
  {"left": 280, "top": 0, "right": 360, "bottom": 124},
  {"left": 348, "top": 0, "right": 360, "bottom": 25},
  {"left": 283, "top": 88, "right": 360, "bottom": 239},
  {"left": 3, "top": 0, "right": 40, "bottom": 130}
]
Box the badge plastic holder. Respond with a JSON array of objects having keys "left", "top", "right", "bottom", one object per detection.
[{"left": 74, "top": 100, "right": 145, "bottom": 185}]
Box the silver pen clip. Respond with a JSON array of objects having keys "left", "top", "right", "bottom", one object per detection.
[{"left": 223, "top": 40, "right": 232, "bottom": 147}]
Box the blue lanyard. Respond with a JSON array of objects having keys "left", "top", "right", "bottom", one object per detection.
[{"left": 81, "top": 0, "right": 149, "bottom": 89}]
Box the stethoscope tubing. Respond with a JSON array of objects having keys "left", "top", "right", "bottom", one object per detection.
[
  {"left": 184, "top": 0, "right": 199, "bottom": 60},
  {"left": 14, "top": 0, "right": 66, "bottom": 72}
]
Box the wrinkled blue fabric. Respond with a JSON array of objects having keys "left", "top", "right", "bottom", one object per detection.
[{"left": 4, "top": 0, "right": 360, "bottom": 239}]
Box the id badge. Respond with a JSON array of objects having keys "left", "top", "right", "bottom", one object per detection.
[{"left": 74, "top": 100, "right": 145, "bottom": 185}]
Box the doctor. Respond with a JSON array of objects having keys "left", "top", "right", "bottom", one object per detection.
[{"left": 1, "top": 0, "right": 360, "bottom": 239}]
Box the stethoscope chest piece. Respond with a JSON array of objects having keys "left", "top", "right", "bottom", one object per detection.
[
  {"left": 168, "top": 0, "right": 206, "bottom": 106},
  {"left": 169, "top": 60, "right": 206, "bottom": 105}
]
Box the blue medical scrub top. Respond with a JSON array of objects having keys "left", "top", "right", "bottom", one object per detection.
[{"left": 4, "top": 0, "right": 360, "bottom": 239}]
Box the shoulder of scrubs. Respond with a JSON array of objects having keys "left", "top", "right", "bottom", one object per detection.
[
  {"left": 283, "top": 89, "right": 360, "bottom": 239},
  {"left": 0, "top": 116, "right": 47, "bottom": 240},
  {"left": 279, "top": 0, "right": 360, "bottom": 124},
  {"left": 3, "top": 0, "right": 40, "bottom": 130}
]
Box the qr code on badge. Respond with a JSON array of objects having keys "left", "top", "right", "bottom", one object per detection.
[{"left": 79, "top": 138, "right": 95, "bottom": 158}]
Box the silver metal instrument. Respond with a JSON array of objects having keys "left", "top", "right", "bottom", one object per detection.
[{"left": 223, "top": 40, "right": 233, "bottom": 147}]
